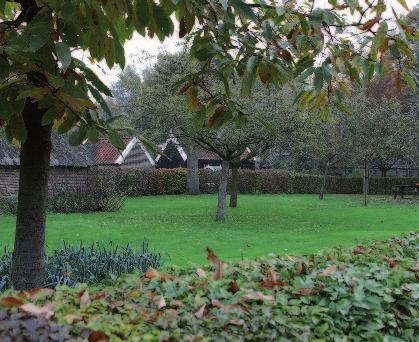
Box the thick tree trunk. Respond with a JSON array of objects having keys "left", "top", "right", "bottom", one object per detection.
[
  {"left": 363, "top": 161, "right": 369, "bottom": 206},
  {"left": 11, "top": 102, "right": 51, "bottom": 290},
  {"left": 216, "top": 160, "right": 229, "bottom": 221},
  {"left": 229, "top": 165, "right": 239, "bottom": 208},
  {"left": 186, "top": 144, "right": 200, "bottom": 195},
  {"left": 319, "top": 161, "right": 330, "bottom": 200}
]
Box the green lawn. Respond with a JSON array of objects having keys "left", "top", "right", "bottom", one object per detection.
[{"left": 0, "top": 194, "right": 418, "bottom": 266}]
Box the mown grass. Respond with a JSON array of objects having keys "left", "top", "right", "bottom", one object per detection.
[{"left": 0, "top": 194, "right": 417, "bottom": 266}]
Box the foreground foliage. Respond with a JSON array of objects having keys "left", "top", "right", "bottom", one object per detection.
[
  {"left": 0, "top": 233, "right": 418, "bottom": 341},
  {"left": 0, "top": 241, "right": 161, "bottom": 292}
]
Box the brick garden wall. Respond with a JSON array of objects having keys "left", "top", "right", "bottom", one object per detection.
[{"left": 0, "top": 167, "right": 91, "bottom": 199}]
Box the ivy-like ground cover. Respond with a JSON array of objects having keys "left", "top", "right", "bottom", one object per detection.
[{"left": 0, "top": 233, "right": 418, "bottom": 341}]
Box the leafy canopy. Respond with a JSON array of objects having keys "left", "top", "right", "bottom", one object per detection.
[{"left": 0, "top": 0, "right": 416, "bottom": 147}]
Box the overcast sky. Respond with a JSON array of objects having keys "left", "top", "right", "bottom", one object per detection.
[{"left": 82, "top": 1, "right": 416, "bottom": 88}]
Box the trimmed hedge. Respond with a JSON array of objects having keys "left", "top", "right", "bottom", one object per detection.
[{"left": 121, "top": 168, "right": 419, "bottom": 196}]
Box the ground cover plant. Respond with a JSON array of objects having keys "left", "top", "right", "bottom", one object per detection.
[
  {"left": 0, "top": 233, "right": 417, "bottom": 341},
  {"left": 0, "top": 242, "right": 161, "bottom": 292},
  {"left": 0, "top": 194, "right": 418, "bottom": 266}
]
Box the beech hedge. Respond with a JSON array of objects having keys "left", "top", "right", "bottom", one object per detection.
[{"left": 120, "top": 168, "right": 419, "bottom": 196}]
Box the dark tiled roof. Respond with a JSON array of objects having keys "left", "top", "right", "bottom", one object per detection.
[
  {"left": 91, "top": 138, "right": 132, "bottom": 165},
  {"left": 0, "top": 134, "right": 95, "bottom": 167}
]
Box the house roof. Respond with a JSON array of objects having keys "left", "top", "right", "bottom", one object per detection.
[
  {"left": 91, "top": 137, "right": 155, "bottom": 166},
  {"left": 0, "top": 134, "right": 95, "bottom": 167},
  {"left": 155, "top": 136, "right": 188, "bottom": 163}
]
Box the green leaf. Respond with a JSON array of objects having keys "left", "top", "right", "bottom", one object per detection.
[
  {"left": 152, "top": 3, "right": 174, "bottom": 37},
  {"left": 397, "top": 0, "right": 409, "bottom": 10},
  {"left": 41, "top": 106, "right": 62, "bottom": 126},
  {"left": 57, "top": 114, "right": 78, "bottom": 134},
  {"left": 403, "top": 74, "right": 416, "bottom": 93},
  {"left": 319, "top": 106, "right": 330, "bottom": 122},
  {"left": 0, "top": 54, "right": 10, "bottom": 82},
  {"left": 86, "top": 127, "right": 100, "bottom": 143},
  {"left": 5, "top": 113, "right": 27, "bottom": 143},
  {"left": 134, "top": 0, "right": 150, "bottom": 29},
  {"left": 56, "top": 42, "right": 72, "bottom": 70},
  {"left": 88, "top": 85, "right": 112, "bottom": 117},
  {"left": 229, "top": 0, "right": 258, "bottom": 21},
  {"left": 313, "top": 68, "right": 324, "bottom": 93},
  {"left": 46, "top": 73, "right": 65, "bottom": 88},
  {"left": 262, "top": 21, "right": 273, "bottom": 41},
  {"left": 75, "top": 59, "right": 113, "bottom": 97},
  {"left": 69, "top": 125, "right": 87, "bottom": 146},
  {"left": 336, "top": 57, "right": 346, "bottom": 74},
  {"left": 109, "top": 130, "right": 125, "bottom": 150},
  {"left": 246, "top": 56, "right": 258, "bottom": 73}
]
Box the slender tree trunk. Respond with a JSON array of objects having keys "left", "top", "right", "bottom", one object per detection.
[
  {"left": 186, "top": 144, "right": 200, "bottom": 195},
  {"left": 216, "top": 160, "right": 229, "bottom": 221},
  {"left": 319, "top": 161, "right": 330, "bottom": 200},
  {"left": 11, "top": 102, "right": 51, "bottom": 290},
  {"left": 363, "top": 160, "right": 369, "bottom": 206},
  {"left": 229, "top": 165, "right": 239, "bottom": 208},
  {"left": 381, "top": 169, "right": 387, "bottom": 177}
]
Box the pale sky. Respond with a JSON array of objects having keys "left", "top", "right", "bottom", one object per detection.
[{"left": 82, "top": 0, "right": 417, "bottom": 88}]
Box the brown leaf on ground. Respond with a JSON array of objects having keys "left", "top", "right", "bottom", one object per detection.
[
  {"left": 157, "top": 295, "right": 166, "bottom": 310},
  {"left": 206, "top": 247, "right": 227, "bottom": 280},
  {"left": 321, "top": 265, "right": 337, "bottom": 276},
  {"left": 229, "top": 318, "right": 245, "bottom": 326},
  {"left": 145, "top": 268, "right": 159, "bottom": 279},
  {"left": 20, "top": 302, "right": 55, "bottom": 320},
  {"left": 239, "top": 291, "right": 275, "bottom": 304},
  {"left": 0, "top": 296, "right": 24, "bottom": 308},
  {"left": 296, "top": 261, "right": 306, "bottom": 275},
  {"left": 196, "top": 268, "right": 207, "bottom": 278},
  {"left": 296, "top": 284, "right": 324, "bottom": 296},
  {"left": 17, "top": 288, "right": 54, "bottom": 300},
  {"left": 88, "top": 330, "right": 108, "bottom": 342},
  {"left": 408, "top": 263, "right": 419, "bottom": 273},
  {"left": 353, "top": 246, "right": 368, "bottom": 255},
  {"left": 227, "top": 281, "right": 240, "bottom": 294},
  {"left": 260, "top": 279, "right": 286, "bottom": 289},
  {"left": 80, "top": 290, "right": 91, "bottom": 307},
  {"left": 64, "top": 314, "right": 83, "bottom": 324},
  {"left": 194, "top": 304, "right": 206, "bottom": 319}
]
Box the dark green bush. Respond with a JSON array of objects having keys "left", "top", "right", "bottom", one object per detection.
[
  {"left": 0, "top": 198, "right": 17, "bottom": 215},
  {"left": 0, "top": 241, "right": 161, "bottom": 292},
  {"left": 122, "top": 168, "right": 419, "bottom": 196}
]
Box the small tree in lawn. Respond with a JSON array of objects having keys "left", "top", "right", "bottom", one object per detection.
[
  {"left": 0, "top": 0, "right": 415, "bottom": 289},
  {"left": 347, "top": 94, "right": 415, "bottom": 205}
]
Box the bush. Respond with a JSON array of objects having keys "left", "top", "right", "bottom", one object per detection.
[
  {"left": 0, "top": 241, "right": 161, "bottom": 292},
  {"left": 0, "top": 198, "right": 17, "bottom": 215},
  {"left": 0, "top": 233, "right": 417, "bottom": 340},
  {"left": 122, "top": 168, "right": 419, "bottom": 196}
]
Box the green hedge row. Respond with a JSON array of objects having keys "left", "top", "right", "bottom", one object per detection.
[{"left": 121, "top": 168, "right": 419, "bottom": 196}]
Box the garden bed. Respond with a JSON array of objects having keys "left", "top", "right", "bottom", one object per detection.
[{"left": 0, "top": 233, "right": 418, "bottom": 341}]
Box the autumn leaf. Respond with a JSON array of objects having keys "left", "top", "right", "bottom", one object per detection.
[
  {"left": 20, "top": 302, "right": 56, "bottom": 320},
  {"left": 186, "top": 86, "right": 201, "bottom": 111},
  {"left": 206, "top": 247, "right": 227, "bottom": 280},
  {"left": 239, "top": 291, "right": 275, "bottom": 304},
  {"left": 194, "top": 304, "right": 206, "bottom": 319},
  {"left": 361, "top": 17, "right": 379, "bottom": 31},
  {"left": 0, "top": 296, "right": 24, "bottom": 308},
  {"left": 145, "top": 268, "right": 159, "bottom": 279},
  {"left": 80, "top": 290, "right": 91, "bottom": 307},
  {"left": 353, "top": 246, "right": 368, "bottom": 255},
  {"left": 208, "top": 106, "right": 227, "bottom": 128},
  {"left": 227, "top": 281, "right": 240, "bottom": 294},
  {"left": 64, "top": 314, "right": 83, "bottom": 324},
  {"left": 179, "top": 18, "right": 187, "bottom": 38},
  {"left": 157, "top": 295, "right": 166, "bottom": 310},
  {"left": 296, "top": 261, "right": 307, "bottom": 275},
  {"left": 196, "top": 268, "right": 207, "bottom": 278},
  {"left": 18, "top": 288, "right": 54, "bottom": 300},
  {"left": 88, "top": 331, "right": 108, "bottom": 342},
  {"left": 321, "top": 265, "right": 337, "bottom": 276}
]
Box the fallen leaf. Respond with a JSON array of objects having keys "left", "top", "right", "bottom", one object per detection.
[
  {"left": 408, "top": 263, "right": 419, "bottom": 273},
  {"left": 80, "top": 290, "right": 91, "bottom": 307},
  {"left": 321, "top": 265, "right": 337, "bottom": 276},
  {"left": 239, "top": 291, "right": 275, "bottom": 304},
  {"left": 196, "top": 268, "right": 207, "bottom": 278},
  {"left": 353, "top": 246, "right": 368, "bottom": 255},
  {"left": 145, "top": 268, "right": 159, "bottom": 279},
  {"left": 157, "top": 295, "right": 166, "bottom": 310},
  {"left": 88, "top": 330, "right": 108, "bottom": 342},
  {"left": 194, "top": 304, "right": 206, "bottom": 319},
  {"left": 388, "top": 259, "right": 398, "bottom": 268},
  {"left": 229, "top": 318, "right": 245, "bottom": 326},
  {"left": 17, "top": 288, "right": 54, "bottom": 300},
  {"left": 260, "top": 280, "right": 286, "bottom": 289},
  {"left": 228, "top": 281, "right": 240, "bottom": 294},
  {"left": 64, "top": 314, "right": 83, "bottom": 324},
  {"left": 296, "top": 261, "right": 306, "bottom": 275},
  {"left": 20, "top": 302, "right": 55, "bottom": 320},
  {"left": 206, "top": 247, "right": 227, "bottom": 280},
  {"left": 0, "top": 296, "right": 24, "bottom": 308}
]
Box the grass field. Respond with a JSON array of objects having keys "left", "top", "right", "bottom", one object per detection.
[{"left": 0, "top": 194, "right": 418, "bottom": 266}]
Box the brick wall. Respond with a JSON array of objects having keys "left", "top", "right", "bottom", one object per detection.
[{"left": 0, "top": 167, "right": 91, "bottom": 199}]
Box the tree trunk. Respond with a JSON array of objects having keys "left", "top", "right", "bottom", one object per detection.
[
  {"left": 186, "top": 144, "right": 200, "bottom": 195},
  {"left": 11, "top": 102, "right": 51, "bottom": 290},
  {"left": 229, "top": 165, "right": 239, "bottom": 208},
  {"left": 363, "top": 160, "right": 369, "bottom": 206},
  {"left": 381, "top": 169, "right": 387, "bottom": 177},
  {"left": 216, "top": 160, "right": 229, "bottom": 221},
  {"left": 319, "top": 161, "right": 330, "bottom": 200}
]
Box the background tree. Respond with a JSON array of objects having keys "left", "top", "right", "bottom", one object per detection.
[
  {"left": 347, "top": 94, "right": 415, "bottom": 205},
  {"left": 0, "top": 0, "right": 415, "bottom": 289}
]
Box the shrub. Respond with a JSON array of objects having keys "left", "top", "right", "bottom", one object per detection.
[
  {"left": 0, "top": 234, "right": 417, "bottom": 340},
  {"left": 0, "top": 198, "right": 17, "bottom": 215},
  {"left": 0, "top": 241, "right": 161, "bottom": 292}
]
